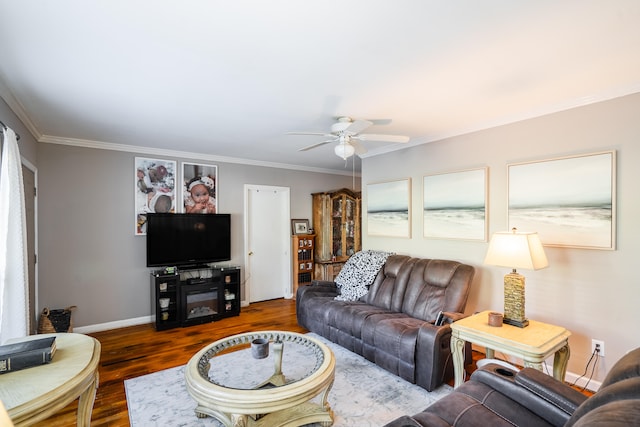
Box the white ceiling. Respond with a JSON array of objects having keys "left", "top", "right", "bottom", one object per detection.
[{"left": 1, "top": 1, "right": 640, "bottom": 173}]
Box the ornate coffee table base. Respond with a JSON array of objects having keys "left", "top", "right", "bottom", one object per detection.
[
  {"left": 186, "top": 331, "right": 335, "bottom": 427},
  {"left": 193, "top": 385, "right": 334, "bottom": 427},
  {"left": 255, "top": 340, "right": 286, "bottom": 389}
]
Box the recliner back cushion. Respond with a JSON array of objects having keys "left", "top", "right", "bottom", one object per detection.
[
  {"left": 363, "top": 255, "right": 415, "bottom": 312},
  {"left": 566, "top": 377, "right": 640, "bottom": 426},
  {"left": 571, "top": 400, "right": 640, "bottom": 427},
  {"left": 401, "top": 259, "right": 474, "bottom": 321},
  {"left": 600, "top": 347, "right": 640, "bottom": 388}
]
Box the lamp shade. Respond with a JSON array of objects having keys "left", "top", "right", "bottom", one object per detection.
[
  {"left": 334, "top": 142, "right": 355, "bottom": 160},
  {"left": 484, "top": 229, "right": 548, "bottom": 270}
]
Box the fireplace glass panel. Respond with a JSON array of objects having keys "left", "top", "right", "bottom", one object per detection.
[{"left": 185, "top": 288, "right": 219, "bottom": 320}]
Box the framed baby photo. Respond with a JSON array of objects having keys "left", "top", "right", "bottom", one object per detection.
[
  {"left": 181, "top": 162, "right": 218, "bottom": 214},
  {"left": 135, "top": 157, "right": 176, "bottom": 235}
]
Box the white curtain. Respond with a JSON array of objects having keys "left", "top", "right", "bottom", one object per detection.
[{"left": 0, "top": 127, "right": 29, "bottom": 343}]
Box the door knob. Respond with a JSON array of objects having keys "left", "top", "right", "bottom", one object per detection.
[{"left": 248, "top": 251, "right": 254, "bottom": 256}]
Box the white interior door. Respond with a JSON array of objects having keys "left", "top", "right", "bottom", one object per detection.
[{"left": 244, "top": 185, "right": 291, "bottom": 303}]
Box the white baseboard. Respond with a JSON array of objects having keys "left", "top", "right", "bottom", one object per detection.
[
  {"left": 73, "top": 315, "right": 153, "bottom": 334},
  {"left": 561, "top": 366, "right": 602, "bottom": 392}
]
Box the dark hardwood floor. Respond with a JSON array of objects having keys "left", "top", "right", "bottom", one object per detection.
[
  {"left": 36, "top": 298, "right": 306, "bottom": 426},
  {"left": 33, "top": 298, "right": 590, "bottom": 426}
]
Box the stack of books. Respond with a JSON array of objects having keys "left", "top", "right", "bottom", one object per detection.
[{"left": 0, "top": 336, "right": 57, "bottom": 374}]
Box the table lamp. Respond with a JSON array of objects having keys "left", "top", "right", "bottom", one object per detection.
[{"left": 484, "top": 228, "right": 548, "bottom": 327}]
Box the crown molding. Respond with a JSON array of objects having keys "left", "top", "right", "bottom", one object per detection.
[
  {"left": 0, "top": 77, "right": 42, "bottom": 141},
  {"left": 38, "top": 134, "right": 360, "bottom": 177}
]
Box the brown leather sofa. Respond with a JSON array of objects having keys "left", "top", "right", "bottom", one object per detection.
[
  {"left": 296, "top": 255, "right": 475, "bottom": 391},
  {"left": 384, "top": 347, "right": 640, "bottom": 427}
]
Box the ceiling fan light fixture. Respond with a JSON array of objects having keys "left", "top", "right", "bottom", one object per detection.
[
  {"left": 334, "top": 142, "right": 355, "bottom": 160},
  {"left": 288, "top": 116, "right": 409, "bottom": 160}
]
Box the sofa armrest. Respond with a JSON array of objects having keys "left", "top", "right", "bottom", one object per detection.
[
  {"left": 471, "top": 364, "right": 587, "bottom": 427},
  {"left": 415, "top": 323, "right": 455, "bottom": 391},
  {"left": 515, "top": 367, "right": 587, "bottom": 413},
  {"left": 442, "top": 311, "right": 466, "bottom": 323},
  {"left": 310, "top": 280, "right": 338, "bottom": 288},
  {"left": 296, "top": 281, "right": 340, "bottom": 331},
  {"left": 296, "top": 281, "right": 338, "bottom": 301}
]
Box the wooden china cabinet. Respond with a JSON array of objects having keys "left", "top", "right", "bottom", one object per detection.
[{"left": 311, "top": 188, "right": 361, "bottom": 281}]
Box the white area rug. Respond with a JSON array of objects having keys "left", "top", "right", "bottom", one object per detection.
[{"left": 125, "top": 333, "right": 451, "bottom": 426}]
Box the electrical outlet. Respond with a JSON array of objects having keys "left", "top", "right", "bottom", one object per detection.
[{"left": 592, "top": 339, "right": 605, "bottom": 357}]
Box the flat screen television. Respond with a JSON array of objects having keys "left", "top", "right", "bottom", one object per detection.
[{"left": 146, "top": 213, "right": 231, "bottom": 268}]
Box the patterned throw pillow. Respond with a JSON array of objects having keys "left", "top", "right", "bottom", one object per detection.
[{"left": 335, "top": 250, "right": 393, "bottom": 301}]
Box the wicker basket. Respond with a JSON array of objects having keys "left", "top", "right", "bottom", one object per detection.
[{"left": 37, "top": 306, "right": 77, "bottom": 334}]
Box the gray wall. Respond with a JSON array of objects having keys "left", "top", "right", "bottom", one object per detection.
[
  {"left": 36, "top": 143, "right": 356, "bottom": 328},
  {"left": 6, "top": 90, "right": 639, "bottom": 384},
  {"left": 362, "top": 92, "right": 640, "bottom": 383}
]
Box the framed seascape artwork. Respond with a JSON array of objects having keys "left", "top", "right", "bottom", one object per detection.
[
  {"left": 508, "top": 151, "right": 616, "bottom": 250},
  {"left": 135, "top": 157, "right": 177, "bottom": 235},
  {"left": 423, "top": 167, "right": 487, "bottom": 241},
  {"left": 182, "top": 163, "right": 218, "bottom": 214},
  {"left": 366, "top": 179, "right": 411, "bottom": 238}
]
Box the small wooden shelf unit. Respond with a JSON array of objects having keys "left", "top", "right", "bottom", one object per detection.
[{"left": 292, "top": 234, "right": 315, "bottom": 296}]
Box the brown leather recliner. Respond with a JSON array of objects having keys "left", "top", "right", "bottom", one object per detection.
[
  {"left": 384, "top": 347, "right": 640, "bottom": 427},
  {"left": 296, "top": 255, "right": 475, "bottom": 391}
]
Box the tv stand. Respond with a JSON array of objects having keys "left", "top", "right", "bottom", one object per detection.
[
  {"left": 180, "top": 263, "right": 212, "bottom": 271},
  {"left": 187, "top": 277, "right": 208, "bottom": 285},
  {"left": 151, "top": 266, "right": 240, "bottom": 331}
]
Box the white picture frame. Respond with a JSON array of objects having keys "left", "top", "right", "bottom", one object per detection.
[
  {"left": 508, "top": 151, "right": 616, "bottom": 250},
  {"left": 181, "top": 162, "right": 218, "bottom": 214},
  {"left": 135, "top": 157, "right": 176, "bottom": 235},
  {"left": 423, "top": 167, "right": 488, "bottom": 241},
  {"left": 366, "top": 178, "right": 411, "bottom": 238}
]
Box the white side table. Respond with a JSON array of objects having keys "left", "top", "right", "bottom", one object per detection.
[
  {"left": 450, "top": 310, "right": 570, "bottom": 388},
  {"left": 0, "top": 333, "right": 101, "bottom": 426}
]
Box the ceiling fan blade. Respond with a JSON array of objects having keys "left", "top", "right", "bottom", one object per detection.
[
  {"left": 368, "top": 118, "right": 392, "bottom": 126},
  {"left": 344, "top": 119, "right": 373, "bottom": 135},
  {"left": 349, "top": 140, "right": 367, "bottom": 155},
  {"left": 298, "top": 139, "right": 335, "bottom": 152},
  {"left": 286, "top": 131, "right": 333, "bottom": 137},
  {"left": 357, "top": 133, "right": 410, "bottom": 143}
]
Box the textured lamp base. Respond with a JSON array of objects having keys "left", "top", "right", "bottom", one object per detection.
[
  {"left": 504, "top": 272, "right": 528, "bottom": 328},
  {"left": 503, "top": 317, "right": 529, "bottom": 328}
]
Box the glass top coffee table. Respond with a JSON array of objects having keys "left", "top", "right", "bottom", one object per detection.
[{"left": 185, "top": 331, "right": 335, "bottom": 427}]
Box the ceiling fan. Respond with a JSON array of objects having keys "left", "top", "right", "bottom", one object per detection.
[{"left": 287, "top": 116, "right": 410, "bottom": 160}]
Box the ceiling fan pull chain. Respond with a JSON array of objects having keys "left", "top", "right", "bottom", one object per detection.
[{"left": 352, "top": 156, "right": 356, "bottom": 190}]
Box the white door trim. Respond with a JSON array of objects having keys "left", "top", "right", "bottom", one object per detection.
[
  {"left": 243, "top": 184, "right": 291, "bottom": 305},
  {"left": 21, "top": 156, "right": 38, "bottom": 331}
]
